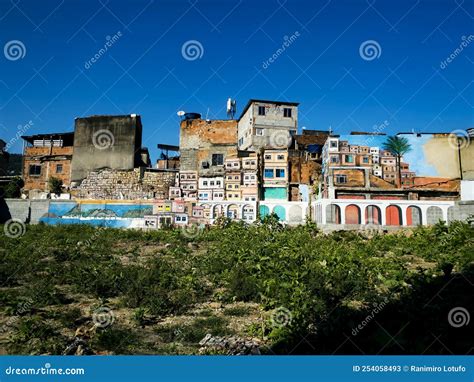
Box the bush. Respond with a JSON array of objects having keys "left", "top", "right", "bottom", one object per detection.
[{"left": 48, "top": 177, "right": 63, "bottom": 195}]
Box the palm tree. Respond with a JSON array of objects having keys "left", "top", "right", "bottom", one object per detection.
[{"left": 383, "top": 136, "right": 412, "bottom": 188}]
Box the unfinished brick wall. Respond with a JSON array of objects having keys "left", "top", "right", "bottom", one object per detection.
[
  {"left": 23, "top": 146, "right": 73, "bottom": 192},
  {"left": 74, "top": 168, "right": 175, "bottom": 200},
  {"left": 179, "top": 119, "right": 238, "bottom": 176}
]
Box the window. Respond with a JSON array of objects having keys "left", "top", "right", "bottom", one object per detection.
[
  {"left": 29, "top": 164, "right": 41, "bottom": 176},
  {"left": 258, "top": 106, "right": 266, "bottom": 115},
  {"left": 256, "top": 128, "right": 264, "bottom": 136},
  {"left": 238, "top": 138, "right": 243, "bottom": 146},
  {"left": 210, "top": 181, "right": 214, "bottom": 186},
  {"left": 264, "top": 169, "right": 274, "bottom": 178},
  {"left": 283, "top": 108, "right": 292, "bottom": 118},
  {"left": 335, "top": 174, "right": 347, "bottom": 184},
  {"left": 277, "top": 154, "right": 285, "bottom": 160},
  {"left": 212, "top": 154, "right": 223, "bottom": 166},
  {"left": 275, "top": 169, "right": 285, "bottom": 178},
  {"left": 203, "top": 181, "right": 208, "bottom": 186},
  {"left": 244, "top": 175, "right": 249, "bottom": 180},
  {"left": 330, "top": 156, "right": 338, "bottom": 163},
  {"left": 363, "top": 157, "right": 369, "bottom": 163},
  {"left": 264, "top": 154, "right": 271, "bottom": 160},
  {"left": 234, "top": 176, "right": 239, "bottom": 180},
  {"left": 216, "top": 181, "right": 221, "bottom": 186},
  {"left": 345, "top": 155, "right": 354, "bottom": 163},
  {"left": 55, "top": 164, "right": 63, "bottom": 173},
  {"left": 330, "top": 141, "right": 338, "bottom": 148}
]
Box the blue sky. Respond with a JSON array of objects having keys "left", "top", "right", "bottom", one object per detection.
[{"left": 1, "top": 0, "right": 473, "bottom": 162}]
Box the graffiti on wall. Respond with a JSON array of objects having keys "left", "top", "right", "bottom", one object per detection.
[{"left": 39, "top": 201, "right": 153, "bottom": 228}]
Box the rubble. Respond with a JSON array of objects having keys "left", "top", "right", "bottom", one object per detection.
[{"left": 198, "top": 333, "right": 261, "bottom": 355}]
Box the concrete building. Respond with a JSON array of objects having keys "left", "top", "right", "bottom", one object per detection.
[
  {"left": 238, "top": 100, "right": 298, "bottom": 151},
  {"left": 21, "top": 132, "right": 74, "bottom": 194},
  {"left": 71, "top": 114, "right": 144, "bottom": 182},
  {"left": 198, "top": 176, "right": 224, "bottom": 201},
  {"left": 179, "top": 170, "right": 198, "bottom": 199},
  {"left": 262, "top": 149, "right": 289, "bottom": 200}
]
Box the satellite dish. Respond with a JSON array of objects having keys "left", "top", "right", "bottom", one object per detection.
[{"left": 177, "top": 111, "right": 185, "bottom": 117}]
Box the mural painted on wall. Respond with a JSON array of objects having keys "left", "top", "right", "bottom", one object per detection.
[
  {"left": 326, "top": 133, "right": 460, "bottom": 188},
  {"left": 40, "top": 201, "right": 153, "bottom": 228}
]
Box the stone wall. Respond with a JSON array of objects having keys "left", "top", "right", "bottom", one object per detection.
[
  {"left": 74, "top": 168, "right": 176, "bottom": 200},
  {"left": 0, "top": 199, "right": 50, "bottom": 224}
]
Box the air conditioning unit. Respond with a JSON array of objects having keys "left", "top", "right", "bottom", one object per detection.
[{"left": 202, "top": 161, "right": 209, "bottom": 169}]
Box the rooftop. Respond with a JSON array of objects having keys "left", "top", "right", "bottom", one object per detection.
[
  {"left": 21, "top": 132, "right": 74, "bottom": 145},
  {"left": 238, "top": 99, "right": 299, "bottom": 120}
]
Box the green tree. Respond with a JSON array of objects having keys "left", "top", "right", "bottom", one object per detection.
[
  {"left": 383, "top": 136, "right": 412, "bottom": 188},
  {"left": 48, "top": 177, "right": 63, "bottom": 195},
  {"left": 2, "top": 177, "right": 24, "bottom": 198}
]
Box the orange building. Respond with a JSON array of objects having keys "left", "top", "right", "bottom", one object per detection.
[{"left": 21, "top": 132, "right": 74, "bottom": 194}]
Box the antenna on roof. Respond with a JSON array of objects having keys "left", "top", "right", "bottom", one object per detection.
[
  {"left": 329, "top": 125, "right": 333, "bottom": 136},
  {"left": 227, "top": 98, "right": 237, "bottom": 119}
]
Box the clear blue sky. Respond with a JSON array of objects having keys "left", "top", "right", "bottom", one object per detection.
[{"left": 1, "top": 0, "right": 473, "bottom": 162}]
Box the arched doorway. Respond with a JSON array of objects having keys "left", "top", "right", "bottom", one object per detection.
[
  {"left": 345, "top": 204, "right": 361, "bottom": 224},
  {"left": 259, "top": 205, "right": 270, "bottom": 218},
  {"left": 407, "top": 206, "right": 422, "bottom": 226},
  {"left": 326, "top": 204, "right": 341, "bottom": 224},
  {"left": 213, "top": 205, "right": 222, "bottom": 218},
  {"left": 427, "top": 206, "right": 443, "bottom": 225},
  {"left": 288, "top": 205, "right": 303, "bottom": 224},
  {"left": 386, "top": 205, "right": 402, "bottom": 226},
  {"left": 227, "top": 204, "right": 239, "bottom": 219},
  {"left": 273, "top": 205, "right": 286, "bottom": 221},
  {"left": 365, "top": 205, "right": 381, "bottom": 225}
]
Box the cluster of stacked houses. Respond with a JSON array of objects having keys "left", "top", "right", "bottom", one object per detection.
[{"left": 6, "top": 98, "right": 473, "bottom": 227}]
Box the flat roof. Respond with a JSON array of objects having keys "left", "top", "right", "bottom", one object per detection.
[
  {"left": 21, "top": 132, "right": 74, "bottom": 144},
  {"left": 238, "top": 99, "right": 299, "bottom": 120}
]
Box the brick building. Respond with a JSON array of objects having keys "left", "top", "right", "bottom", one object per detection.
[{"left": 21, "top": 132, "right": 74, "bottom": 194}]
